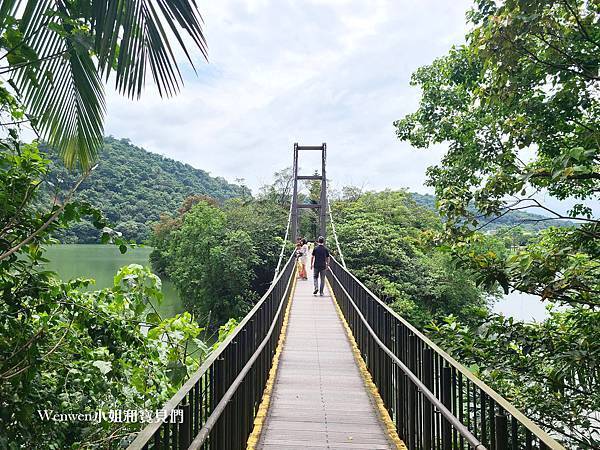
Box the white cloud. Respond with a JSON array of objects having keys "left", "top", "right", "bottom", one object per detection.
[{"left": 105, "top": 0, "right": 473, "bottom": 195}]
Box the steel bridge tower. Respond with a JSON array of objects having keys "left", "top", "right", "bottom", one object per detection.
[{"left": 291, "top": 142, "right": 327, "bottom": 242}]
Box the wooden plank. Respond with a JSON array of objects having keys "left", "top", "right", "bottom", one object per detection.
[{"left": 257, "top": 269, "right": 395, "bottom": 449}]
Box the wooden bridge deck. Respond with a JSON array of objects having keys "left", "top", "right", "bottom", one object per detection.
[{"left": 256, "top": 269, "right": 397, "bottom": 450}]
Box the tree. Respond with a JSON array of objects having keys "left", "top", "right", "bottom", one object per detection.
[
  {"left": 395, "top": 1, "right": 599, "bottom": 445},
  {"left": 331, "top": 190, "right": 489, "bottom": 327},
  {"left": 258, "top": 167, "right": 294, "bottom": 206},
  {"left": 1, "top": 0, "right": 207, "bottom": 170},
  {"left": 395, "top": 0, "right": 599, "bottom": 308},
  {"left": 0, "top": 4, "right": 229, "bottom": 446},
  {"left": 0, "top": 144, "right": 223, "bottom": 448},
  {"left": 222, "top": 197, "right": 289, "bottom": 292},
  {"left": 430, "top": 307, "right": 600, "bottom": 447},
  {"left": 164, "top": 201, "right": 258, "bottom": 325},
  {"left": 150, "top": 184, "right": 291, "bottom": 327}
]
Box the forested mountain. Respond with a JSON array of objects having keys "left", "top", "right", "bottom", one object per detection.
[
  {"left": 40, "top": 137, "right": 250, "bottom": 243},
  {"left": 37, "top": 134, "right": 566, "bottom": 245},
  {"left": 37, "top": 134, "right": 567, "bottom": 246}
]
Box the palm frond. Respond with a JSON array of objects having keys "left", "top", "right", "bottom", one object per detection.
[
  {"left": 11, "top": 0, "right": 104, "bottom": 170},
  {"left": 91, "top": 0, "right": 208, "bottom": 98},
  {"left": 4, "top": 0, "right": 207, "bottom": 170}
]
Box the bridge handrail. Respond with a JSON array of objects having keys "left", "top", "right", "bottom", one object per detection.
[
  {"left": 187, "top": 258, "right": 294, "bottom": 448},
  {"left": 128, "top": 254, "right": 296, "bottom": 450},
  {"left": 328, "top": 257, "right": 564, "bottom": 450},
  {"left": 328, "top": 266, "right": 485, "bottom": 449}
]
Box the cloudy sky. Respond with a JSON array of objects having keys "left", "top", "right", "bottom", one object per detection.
[{"left": 104, "top": 0, "right": 473, "bottom": 195}]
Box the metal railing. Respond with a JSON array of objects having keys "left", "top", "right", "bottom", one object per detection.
[
  {"left": 128, "top": 254, "right": 296, "bottom": 450},
  {"left": 327, "top": 258, "right": 564, "bottom": 450}
]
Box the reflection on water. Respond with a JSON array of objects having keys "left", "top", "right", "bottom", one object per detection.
[{"left": 43, "top": 244, "right": 185, "bottom": 319}]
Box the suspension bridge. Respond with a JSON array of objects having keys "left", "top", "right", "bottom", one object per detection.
[{"left": 128, "top": 144, "right": 564, "bottom": 450}]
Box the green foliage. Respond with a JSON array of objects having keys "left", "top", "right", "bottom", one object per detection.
[
  {"left": 37, "top": 137, "right": 250, "bottom": 244},
  {"left": 0, "top": 261, "right": 205, "bottom": 448},
  {"left": 394, "top": 1, "right": 599, "bottom": 307},
  {"left": 257, "top": 167, "right": 293, "bottom": 206},
  {"left": 0, "top": 139, "right": 128, "bottom": 263},
  {"left": 150, "top": 193, "right": 289, "bottom": 327},
  {"left": 0, "top": 136, "right": 224, "bottom": 448},
  {"left": 0, "top": 0, "right": 207, "bottom": 170},
  {"left": 450, "top": 226, "right": 600, "bottom": 307},
  {"left": 167, "top": 202, "right": 258, "bottom": 325},
  {"left": 0, "top": 7, "right": 230, "bottom": 445},
  {"left": 331, "top": 190, "right": 489, "bottom": 327},
  {"left": 396, "top": 1, "right": 599, "bottom": 445},
  {"left": 223, "top": 198, "right": 291, "bottom": 293},
  {"left": 430, "top": 308, "right": 600, "bottom": 448}
]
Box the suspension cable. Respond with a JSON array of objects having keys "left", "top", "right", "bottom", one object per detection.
[
  {"left": 272, "top": 198, "right": 293, "bottom": 282},
  {"left": 272, "top": 154, "right": 297, "bottom": 282},
  {"left": 328, "top": 198, "right": 346, "bottom": 268}
]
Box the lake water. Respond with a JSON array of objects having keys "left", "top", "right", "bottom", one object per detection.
[
  {"left": 492, "top": 291, "right": 549, "bottom": 322},
  {"left": 43, "top": 245, "right": 549, "bottom": 323},
  {"left": 43, "top": 244, "right": 185, "bottom": 319}
]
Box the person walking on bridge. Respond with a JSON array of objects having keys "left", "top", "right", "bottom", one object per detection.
[
  {"left": 295, "top": 239, "right": 307, "bottom": 279},
  {"left": 311, "top": 236, "right": 330, "bottom": 296},
  {"left": 300, "top": 238, "right": 309, "bottom": 280}
]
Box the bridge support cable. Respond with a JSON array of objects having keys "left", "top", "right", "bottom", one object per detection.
[
  {"left": 272, "top": 144, "right": 299, "bottom": 282},
  {"left": 327, "top": 197, "right": 346, "bottom": 268},
  {"left": 272, "top": 192, "right": 293, "bottom": 282},
  {"left": 326, "top": 258, "right": 565, "bottom": 450}
]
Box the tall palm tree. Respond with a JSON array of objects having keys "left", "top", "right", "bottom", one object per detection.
[{"left": 0, "top": 0, "right": 207, "bottom": 170}]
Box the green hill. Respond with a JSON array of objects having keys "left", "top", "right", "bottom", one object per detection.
[
  {"left": 409, "top": 192, "right": 568, "bottom": 231},
  {"left": 39, "top": 138, "right": 567, "bottom": 244},
  {"left": 41, "top": 137, "right": 250, "bottom": 243}
]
